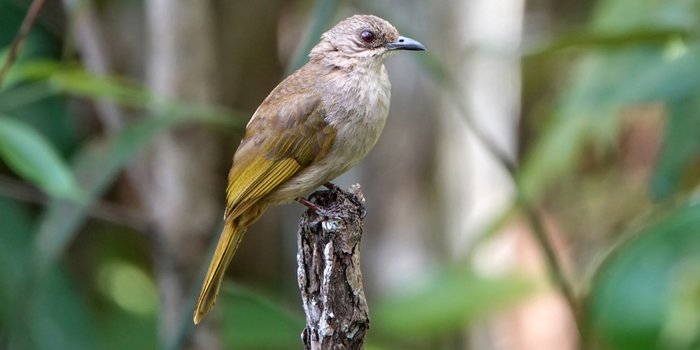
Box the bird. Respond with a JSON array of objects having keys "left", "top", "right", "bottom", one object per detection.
[{"left": 194, "top": 14, "right": 426, "bottom": 324}]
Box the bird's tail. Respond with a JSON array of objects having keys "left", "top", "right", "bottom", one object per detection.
[{"left": 193, "top": 218, "right": 245, "bottom": 324}]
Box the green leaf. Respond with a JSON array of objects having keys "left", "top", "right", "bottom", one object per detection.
[
  {"left": 47, "top": 68, "right": 152, "bottom": 108},
  {"left": 527, "top": 28, "right": 689, "bottom": 57},
  {"left": 222, "top": 283, "right": 305, "bottom": 349},
  {"left": 0, "top": 116, "right": 82, "bottom": 200},
  {"left": 0, "top": 197, "right": 34, "bottom": 322},
  {"left": 0, "top": 45, "right": 19, "bottom": 91},
  {"left": 33, "top": 111, "right": 226, "bottom": 270},
  {"left": 520, "top": 0, "right": 700, "bottom": 202},
  {"left": 28, "top": 264, "right": 100, "bottom": 350},
  {"left": 520, "top": 48, "right": 657, "bottom": 200},
  {"left": 617, "top": 43, "right": 700, "bottom": 103},
  {"left": 589, "top": 202, "right": 700, "bottom": 350},
  {"left": 96, "top": 305, "right": 158, "bottom": 350},
  {"left": 13, "top": 61, "right": 249, "bottom": 128},
  {"left": 519, "top": 40, "right": 700, "bottom": 201},
  {"left": 650, "top": 96, "right": 700, "bottom": 200},
  {"left": 15, "top": 61, "right": 152, "bottom": 108},
  {"left": 0, "top": 37, "right": 54, "bottom": 91},
  {"left": 519, "top": 112, "right": 592, "bottom": 201},
  {"left": 591, "top": 0, "right": 697, "bottom": 32},
  {"left": 4, "top": 82, "right": 82, "bottom": 157},
  {"left": 372, "top": 269, "right": 536, "bottom": 338},
  {"left": 0, "top": 81, "right": 58, "bottom": 112}
]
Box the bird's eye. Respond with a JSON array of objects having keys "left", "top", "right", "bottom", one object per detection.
[{"left": 360, "top": 30, "right": 374, "bottom": 42}]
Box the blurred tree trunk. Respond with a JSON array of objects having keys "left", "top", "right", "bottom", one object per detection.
[
  {"left": 437, "top": 0, "right": 521, "bottom": 259},
  {"left": 61, "top": 0, "right": 125, "bottom": 133},
  {"left": 61, "top": 0, "right": 222, "bottom": 347},
  {"left": 142, "top": 0, "right": 222, "bottom": 349},
  {"left": 436, "top": 0, "right": 578, "bottom": 349},
  {"left": 212, "top": 0, "right": 289, "bottom": 289}
]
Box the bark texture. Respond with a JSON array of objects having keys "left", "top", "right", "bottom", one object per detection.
[{"left": 297, "top": 184, "right": 369, "bottom": 350}]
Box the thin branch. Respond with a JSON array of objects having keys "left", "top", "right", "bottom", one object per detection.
[
  {"left": 0, "top": 0, "right": 47, "bottom": 87},
  {"left": 445, "top": 74, "right": 584, "bottom": 340},
  {"left": 461, "top": 112, "right": 584, "bottom": 338},
  {"left": 61, "top": 0, "right": 127, "bottom": 132},
  {"left": 518, "top": 195, "right": 581, "bottom": 333}
]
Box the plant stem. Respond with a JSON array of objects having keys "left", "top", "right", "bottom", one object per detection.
[
  {"left": 448, "top": 86, "right": 585, "bottom": 343},
  {"left": 518, "top": 195, "right": 582, "bottom": 333},
  {"left": 0, "top": 0, "right": 47, "bottom": 87}
]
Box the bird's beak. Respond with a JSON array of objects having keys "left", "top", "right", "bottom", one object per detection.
[{"left": 384, "top": 36, "right": 426, "bottom": 51}]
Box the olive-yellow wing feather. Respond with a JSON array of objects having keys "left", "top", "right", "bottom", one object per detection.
[
  {"left": 194, "top": 94, "right": 336, "bottom": 323},
  {"left": 224, "top": 94, "right": 335, "bottom": 217}
]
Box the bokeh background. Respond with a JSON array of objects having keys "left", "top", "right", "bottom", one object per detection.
[{"left": 1, "top": 0, "right": 700, "bottom": 349}]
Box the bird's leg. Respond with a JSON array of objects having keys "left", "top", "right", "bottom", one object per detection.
[
  {"left": 296, "top": 196, "right": 333, "bottom": 229},
  {"left": 296, "top": 196, "right": 323, "bottom": 212},
  {"left": 323, "top": 182, "right": 340, "bottom": 192}
]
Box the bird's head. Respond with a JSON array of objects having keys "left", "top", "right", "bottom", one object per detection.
[{"left": 310, "top": 14, "right": 426, "bottom": 69}]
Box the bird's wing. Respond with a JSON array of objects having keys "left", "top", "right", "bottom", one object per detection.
[
  {"left": 193, "top": 94, "right": 335, "bottom": 324},
  {"left": 224, "top": 93, "right": 336, "bottom": 220}
]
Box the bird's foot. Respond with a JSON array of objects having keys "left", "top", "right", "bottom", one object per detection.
[
  {"left": 296, "top": 196, "right": 333, "bottom": 228},
  {"left": 296, "top": 196, "right": 323, "bottom": 212},
  {"left": 323, "top": 182, "right": 340, "bottom": 192}
]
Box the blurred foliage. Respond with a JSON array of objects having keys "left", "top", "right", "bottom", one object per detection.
[
  {"left": 221, "top": 283, "right": 306, "bottom": 350},
  {"left": 0, "top": 0, "right": 700, "bottom": 348},
  {"left": 371, "top": 269, "right": 536, "bottom": 339},
  {"left": 520, "top": 0, "right": 700, "bottom": 202},
  {"left": 590, "top": 202, "right": 700, "bottom": 350},
  {"left": 518, "top": 0, "right": 700, "bottom": 348},
  {"left": 0, "top": 115, "right": 82, "bottom": 200}
]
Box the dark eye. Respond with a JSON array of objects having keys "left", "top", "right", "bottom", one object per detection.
[{"left": 360, "top": 30, "right": 374, "bottom": 42}]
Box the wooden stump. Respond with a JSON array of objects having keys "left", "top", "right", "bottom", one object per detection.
[{"left": 296, "top": 184, "right": 370, "bottom": 350}]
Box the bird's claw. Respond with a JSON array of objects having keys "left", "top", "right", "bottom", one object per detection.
[
  {"left": 296, "top": 196, "right": 332, "bottom": 227},
  {"left": 296, "top": 196, "right": 322, "bottom": 212},
  {"left": 323, "top": 182, "right": 340, "bottom": 192}
]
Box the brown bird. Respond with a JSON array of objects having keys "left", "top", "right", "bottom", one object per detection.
[{"left": 194, "top": 14, "right": 425, "bottom": 324}]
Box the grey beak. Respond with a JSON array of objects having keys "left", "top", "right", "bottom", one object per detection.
[{"left": 385, "top": 36, "right": 426, "bottom": 51}]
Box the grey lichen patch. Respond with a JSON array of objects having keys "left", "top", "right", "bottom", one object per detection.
[
  {"left": 319, "top": 315, "right": 334, "bottom": 336},
  {"left": 347, "top": 183, "right": 365, "bottom": 203},
  {"left": 346, "top": 325, "right": 359, "bottom": 339},
  {"left": 321, "top": 218, "right": 345, "bottom": 232},
  {"left": 346, "top": 251, "right": 363, "bottom": 295}
]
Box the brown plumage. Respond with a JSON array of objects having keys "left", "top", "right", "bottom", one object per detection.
[{"left": 194, "top": 14, "right": 425, "bottom": 324}]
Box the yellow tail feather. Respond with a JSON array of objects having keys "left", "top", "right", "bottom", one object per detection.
[{"left": 193, "top": 220, "right": 246, "bottom": 324}]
